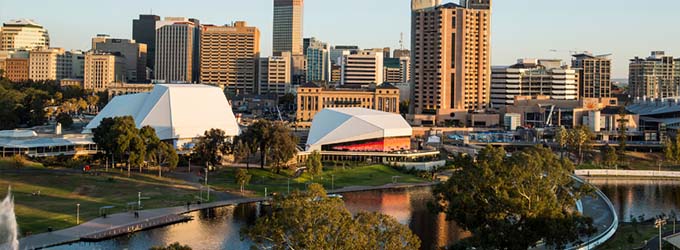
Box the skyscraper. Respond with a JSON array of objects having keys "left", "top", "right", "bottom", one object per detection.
[
  {"left": 410, "top": 0, "right": 492, "bottom": 125},
  {"left": 491, "top": 59, "right": 578, "bottom": 107},
  {"left": 341, "top": 50, "right": 384, "bottom": 87},
  {"left": 200, "top": 21, "right": 260, "bottom": 95},
  {"left": 572, "top": 53, "right": 612, "bottom": 98},
  {"left": 155, "top": 17, "right": 198, "bottom": 83},
  {"left": 83, "top": 52, "right": 125, "bottom": 91},
  {"left": 93, "top": 36, "right": 148, "bottom": 82},
  {"left": 273, "top": 0, "right": 304, "bottom": 55},
  {"left": 259, "top": 51, "right": 291, "bottom": 96},
  {"left": 133, "top": 14, "right": 160, "bottom": 70},
  {"left": 304, "top": 37, "right": 330, "bottom": 83},
  {"left": 629, "top": 51, "right": 680, "bottom": 99},
  {"left": 0, "top": 19, "right": 49, "bottom": 51}
]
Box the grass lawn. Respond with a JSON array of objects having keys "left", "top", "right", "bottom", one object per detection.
[
  {"left": 597, "top": 222, "right": 669, "bottom": 250},
  {"left": 209, "top": 164, "right": 429, "bottom": 196},
  {"left": 0, "top": 159, "right": 203, "bottom": 236},
  {"left": 579, "top": 151, "right": 680, "bottom": 171}
]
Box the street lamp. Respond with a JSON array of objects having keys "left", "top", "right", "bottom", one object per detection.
[
  {"left": 656, "top": 217, "right": 667, "bottom": 250},
  {"left": 138, "top": 192, "right": 141, "bottom": 209},
  {"left": 331, "top": 174, "right": 335, "bottom": 190},
  {"left": 76, "top": 203, "right": 80, "bottom": 224}
]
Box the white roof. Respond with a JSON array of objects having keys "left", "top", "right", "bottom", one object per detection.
[
  {"left": 85, "top": 84, "right": 240, "bottom": 140},
  {"left": 306, "top": 108, "right": 412, "bottom": 151},
  {"left": 0, "top": 130, "right": 38, "bottom": 138},
  {"left": 4, "top": 19, "right": 42, "bottom": 27}
]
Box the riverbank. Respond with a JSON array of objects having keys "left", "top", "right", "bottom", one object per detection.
[
  {"left": 576, "top": 169, "right": 680, "bottom": 179},
  {"left": 18, "top": 182, "right": 437, "bottom": 250}
]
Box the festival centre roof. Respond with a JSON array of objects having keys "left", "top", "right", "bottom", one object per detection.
[
  {"left": 84, "top": 84, "right": 240, "bottom": 140},
  {"left": 306, "top": 108, "right": 412, "bottom": 151}
]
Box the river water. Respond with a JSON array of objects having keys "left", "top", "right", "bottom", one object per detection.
[
  {"left": 47, "top": 179, "right": 680, "bottom": 250},
  {"left": 48, "top": 186, "right": 469, "bottom": 250}
]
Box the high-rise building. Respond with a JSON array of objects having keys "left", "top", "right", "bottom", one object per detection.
[
  {"left": 93, "top": 35, "right": 148, "bottom": 82},
  {"left": 629, "top": 51, "right": 680, "bottom": 99},
  {"left": 330, "top": 45, "right": 359, "bottom": 65},
  {"left": 304, "top": 37, "right": 330, "bottom": 83},
  {"left": 69, "top": 50, "right": 86, "bottom": 79},
  {"left": 259, "top": 52, "right": 291, "bottom": 96},
  {"left": 133, "top": 14, "right": 160, "bottom": 70},
  {"left": 340, "top": 50, "right": 384, "bottom": 87},
  {"left": 29, "top": 48, "right": 63, "bottom": 81},
  {"left": 410, "top": 0, "right": 492, "bottom": 125},
  {"left": 0, "top": 19, "right": 49, "bottom": 51},
  {"left": 155, "top": 17, "right": 198, "bottom": 83},
  {"left": 572, "top": 53, "right": 611, "bottom": 98},
  {"left": 4, "top": 58, "right": 30, "bottom": 82},
  {"left": 200, "top": 21, "right": 260, "bottom": 95},
  {"left": 84, "top": 52, "right": 125, "bottom": 91},
  {"left": 491, "top": 59, "right": 578, "bottom": 107},
  {"left": 393, "top": 49, "right": 410, "bottom": 59},
  {"left": 273, "top": 0, "right": 304, "bottom": 55},
  {"left": 384, "top": 57, "right": 410, "bottom": 83}
]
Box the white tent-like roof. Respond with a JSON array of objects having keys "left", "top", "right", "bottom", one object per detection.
[
  {"left": 306, "top": 108, "right": 412, "bottom": 151},
  {"left": 84, "top": 84, "right": 240, "bottom": 140}
]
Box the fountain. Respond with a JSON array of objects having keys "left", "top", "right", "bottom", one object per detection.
[{"left": 0, "top": 187, "right": 18, "bottom": 250}]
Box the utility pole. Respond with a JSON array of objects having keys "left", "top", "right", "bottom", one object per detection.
[
  {"left": 76, "top": 203, "right": 80, "bottom": 224},
  {"left": 656, "top": 218, "right": 667, "bottom": 250}
]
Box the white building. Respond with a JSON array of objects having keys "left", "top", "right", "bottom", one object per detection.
[
  {"left": 259, "top": 52, "right": 291, "bottom": 96},
  {"left": 85, "top": 84, "right": 240, "bottom": 148},
  {"left": 341, "top": 50, "right": 384, "bottom": 87},
  {"left": 491, "top": 59, "right": 578, "bottom": 107},
  {"left": 0, "top": 19, "right": 49, "bottom": 51}
]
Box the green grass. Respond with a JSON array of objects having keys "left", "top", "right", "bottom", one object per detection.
[
  {"left": 210, "top": 164, "right": 428, "bottom": 196},
  {"left": 0, "top": 166, "right": 203, "bottom": 236},
  {"left": 597, "top": 222, "right": 669, "bottom": 250}
]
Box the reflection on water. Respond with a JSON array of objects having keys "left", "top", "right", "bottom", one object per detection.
[
  {"left": 590, "top": 178, "right": 680, "bottom": 222},
  {"left": 48, "top": 186, "right": 468, "bottom": 250}
]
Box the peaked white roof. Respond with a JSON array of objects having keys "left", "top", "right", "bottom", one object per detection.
[
  {"left": 306, "top": 108, "right": 412, "bottom": 151},
  {"left": 85, "top": 84, "right": 240, "bottom": 140}
]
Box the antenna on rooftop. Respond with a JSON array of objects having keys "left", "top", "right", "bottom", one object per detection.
[{"left": 399, "top": 32, "right": 404, "bottom": 50}]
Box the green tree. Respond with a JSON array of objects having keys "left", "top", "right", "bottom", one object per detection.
[
  {"left": 555, "top": 126, "right": 568, "bottom": 159},
  {"left": 233, "top": 139, "right": 253, "bottom": 169},
  {"left": 0, "top": 85, "right": 25, "bottom": 129},
  {"left": 193, "top": 128, "right": 231, "bottom": 168},
  {"left": 56, "top": 112, "right": 73, "bottom": 129},
  {"left": 242, "top": 184, "right": 420, "bottom": 250},
  {"left": 568, "top": 126, "right": 593, "bottom": 165},
  {"left": 601, "top": 145, "right": 618, "bottom": 169},
  {"left": 235, "top": 168, "right": 252, "bottom": 193},
  {"left": 266, "top": 122, "right": 299, "bottom": 174},
  {"left": 92, "top": 117, "right": 118, "bottom": 168},
  {"left": 139, "top": 126, "right": 178, "bottom": 176},
  {"left": 306, "top": 150, "right": 323, "bottom": 177},
  {"left": 665, "top": 138, "right": 676, "bottom": 163},
  {"left": 431, "top": 146, "right": 596, "bottom": 249}
]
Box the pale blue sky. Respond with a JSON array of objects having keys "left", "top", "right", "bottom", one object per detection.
[{"left": 1, "top": 0, "right": 679, "bottom": 78}]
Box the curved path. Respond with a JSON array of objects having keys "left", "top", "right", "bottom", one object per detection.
[{"left": 567, "top": 176, "right": 619, "bottom": 250}]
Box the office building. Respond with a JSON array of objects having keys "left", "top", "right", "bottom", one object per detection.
[
  {"left": 200, "top": 21, "right": 260, "bottom": 94},
  {"left": 29, "top": 47, "right": 63, "bottom": 81},
  {"left": 629, "top": 51, "right": 680, "bottom": 99},
  {"left": 384, "top": 57, "right": 410, "bottom": 83},
  {"left": 155, "top": 17, "right": 198, "bottom": 83},
  {"left": 69, "top": 50, "right": 85, "bottom": 79},
  {"left": 341, "top": 50, "right": 384, "bottom": 86},
  {"left": 393, "top": 49, "right": 410, "bottom": 59},
  {"left": 273, "top": 0, "right": 304, "bottom": 55},
  {"left": 572, "top": 53, "right": 611, "bottom": 98},
  {"left": 411, "top": 0, "right": 492, "bottom": 126},
  {"left": 83, "top": 52, "right": 125, "bottom": 91},
  {"left": 330, "top": 45, "right": 359, "bottom": 65},
  {"left": 330, "top": 65, "right": 342, "bottom": 83},
  {"left": 133, "top": 14, "right": 160, "bottom": 70},
  {"left": 259, "top": 52, "right": 291, "bottom": 96},
  {"left": 0, "top": 19, "right": 49, "bottom": 51},
  {"left": 296, "top": 83, "right": 399, "bottom": 126},
  {"left": 92, "top": 35, "right": 148, "bottom": 82},
  {"left": 382, "top": 47, "right": 391, "bottom": 59},
  {"left": 491, "top": 59, "right": 578, "bottom": 107},
  {"left": 4, "top": 57, "right": 30, "bottom": 82},
  {"left": 304, "top": 37, "right": 330, "bottom": 83}
]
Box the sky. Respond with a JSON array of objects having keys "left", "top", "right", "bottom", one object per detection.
[{"left": 1, "top": 0, "right": 679, "bottom": 78}]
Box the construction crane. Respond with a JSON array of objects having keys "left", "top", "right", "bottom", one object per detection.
[{"left": 549, "top": 49, "right": 590, "bottom": 56}]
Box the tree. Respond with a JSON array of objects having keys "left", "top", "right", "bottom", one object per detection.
[
  {"left": 235, "top": 168, "right": 251, "bottom": 193},
  {"left": 555, "top": 126, "right": 568, "bottom": 159},
  {"left": 431, "top": 146, "right": 596, "bottom": 249},
  {"left": 266, "top": 122, "right": 298, "bottom": 174},
  {"left": 56, "top": 112, "right": 73, "bottom": 129},
  {"left": 306, "top": 150, "right": 323, "bottom": 177},
  {"left": 139, "top": 126, "right": 177, "bottom": 177},
  {"left": 241, "top": 184, "right": 420, "bottom": 250},
  {"left": 665, "top": 138, "right": 676, "bottom": 163},
  {"left": 92, "top": 117, "right": 118, "bottom": 169},
  {"left": 193, "top": 129, "right": 231, "bottom": 168},
  {"left": 233, "top": 139, "right": 253, "bottom": 169},
  {"left": 93, "top": 116, "right": 144, "bottom": 175},
  {"left": 568, "top": 126, "right": 593, "bottom": 165},
  {"left": 601, "top": 145, "right": 618, "bottom": 169}
]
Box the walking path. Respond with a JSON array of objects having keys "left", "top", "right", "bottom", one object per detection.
[
  {"left": 18, "top": 182, "right": 435, "bottom": 250},
  {"left": 576, "top": 169, "right": 680, "bottom": 179}
]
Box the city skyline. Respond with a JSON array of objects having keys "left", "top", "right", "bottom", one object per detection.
[{"left": 1, "top": 0, "right": 679, "bottom": 78}]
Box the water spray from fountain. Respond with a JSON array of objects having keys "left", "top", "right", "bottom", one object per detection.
[{"left": 0, "top": 187, "right": 18, "bottom": 250}]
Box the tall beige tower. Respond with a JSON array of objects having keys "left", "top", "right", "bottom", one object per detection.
[
  {"left": 273, "top": 0, "right": 304, "bottom": 55},
  {"left": 83, "top": 52, "right": 125, "bottom": 91},
  {"left": 572, "top": 53, "right": 611, "bottom": 98},
  {"left": 411, "top": 0, "right": 492, "bottom": 125},
  {"left": 200, "top": 21, "right": 260, "bottom": 95}
]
